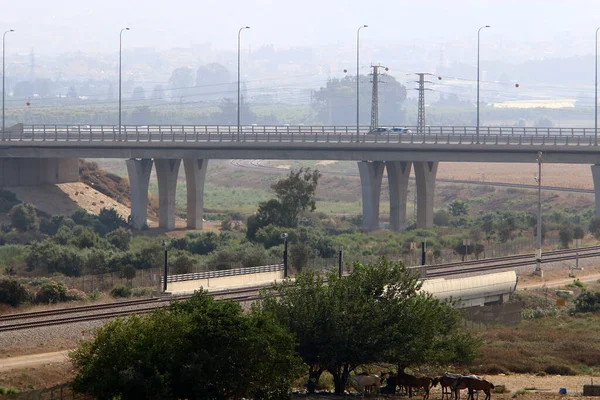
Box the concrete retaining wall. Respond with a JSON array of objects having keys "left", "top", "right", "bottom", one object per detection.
[
  {"left": 0, "top": 158, "right": 79, "bottom": 187},
  {"left": 168, "top": 270, "right": 284, "bottom": 293}
]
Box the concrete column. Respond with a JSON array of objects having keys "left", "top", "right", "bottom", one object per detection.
[
  {"left": 358, "top": 161, "right": 385, "bottom": 231},
  {"left": 413, "top": 161, "right": 439, "bottom": 229},
  {"left": 183, "top": 159, "right": 209, "bottom": 229},
  {"left": 591, "top": 165, "right": 600, "bottom": 218},
  {"left": 155, "top": 159, "right": 181, "bottom": 230},
  {"left": 126, "top": 158, "right": 153, "bottom": 230},
  {"left": 387, "top": 161, "right": 412, "bottom": 231}
]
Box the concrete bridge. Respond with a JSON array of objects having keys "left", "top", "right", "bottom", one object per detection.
[{"left": 3, "top": 123, "right": 600, "bottom": 232}]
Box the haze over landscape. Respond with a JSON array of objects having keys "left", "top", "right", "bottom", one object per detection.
[{"left": 5, "top": 2, "right": 600, "bottom": 399}]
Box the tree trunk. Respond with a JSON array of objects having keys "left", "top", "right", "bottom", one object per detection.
[
  {"left": 306, "top": 365, "right": 323, "bottom": 394},
  {"left": 331, "top": 365, "right": 350, "bottom": 395}
]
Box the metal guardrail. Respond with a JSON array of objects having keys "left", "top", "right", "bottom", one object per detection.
[
  {"left": 2, "top": 124, "right": 597, "bottom": 147},
  {"left": 165, "top": 264, "right": 284, "bottom": 283}
]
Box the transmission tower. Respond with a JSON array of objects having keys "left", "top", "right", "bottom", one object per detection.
[
  {"left": 413, "top": 73, "right": 433, "bottom": 133},
  {"left": 370, "top": 64, "right": 388, "bottom": 131}
]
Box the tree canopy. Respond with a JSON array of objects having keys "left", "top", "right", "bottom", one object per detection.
[
  {"left": 247, "top": 168, "right": 321, "bottom": 239},
  {"left": 258, "top": 258, "right": 479, "bottom": 394},
  {"left": 70, "top": 291, "right": 303, "bottom": 400}
]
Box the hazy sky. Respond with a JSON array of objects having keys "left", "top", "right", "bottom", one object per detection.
[{"left": 3, "top": 0, "right": 600, "bottom": 58}]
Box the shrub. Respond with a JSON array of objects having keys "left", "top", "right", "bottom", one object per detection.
[
  {"left": 493, "top": 385, "right": 509, "bottom": 394},
  {"left": 171, "top": 254, "right": 195, "bottom": 275},
  {"left": 0, "top": 189, "right": 20, "bottom": 212},
  {"left": 98, "top": 208, "right": 127, "bottom": 232},
  {"left": 65, "top": 288, "right": 87, "bottom": 302},
  {"left": 0, "top": 279, "right": 31, "bottom": 307},
  {"left": 106, "top": 227, "right": 131, "bottom": 251},
  {"left": 110, "top": 285, "right": 131, "bottom": 298},
  {"left": 544, "top": 365, "right": 576, "bottom": 376},
  {"left": 131, "top": 287, "right": 152, "bottom": 297},
  {"left": 574, "top": 291, "right": 600, "bottom": 313},
  {"left": 35, "top": 280, "right": 68, "bottom": 303},
  {"left": 9, "top": 203, "right": 39, "bottom": 232}
]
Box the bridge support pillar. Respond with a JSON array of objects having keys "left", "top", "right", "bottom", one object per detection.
[
  {"left": 414, "top": 161, "right": 439, "bottom": 229},
  {"left": 387, "top": 161, "right": 412, "bottom": 231},
  {"left": 591, "top": 165, "right": 600, "bottom": 218},
  {"left": 358, "top": 161, "right": 385, "bottom": 231},
  {"left": 155, "top": 159, "right": 182, "bottom": 230},
  {"left": 183, "top": 159, "right": 209, "bottom": 229},
  {"left": 126, "top": 158, "right": 153, "bottom": 230}
]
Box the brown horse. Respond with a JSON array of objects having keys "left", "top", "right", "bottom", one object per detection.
[
  {"left": 433, "top": 373, "right": 479, "bottom": 400},
  {"left": 457, "top": 376, "right": 495, "bottom": 400},
  {"left": 398, "top": 371, "right": 433, "bottom": 400}
]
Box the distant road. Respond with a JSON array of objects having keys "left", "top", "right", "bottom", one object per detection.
[{"left": 228, "top": 159, "right": 594, "bottom": 195}]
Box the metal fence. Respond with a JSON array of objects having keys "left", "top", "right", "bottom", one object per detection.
[{"left": 166, "top": 264, "right": 283, "bottom": 283}]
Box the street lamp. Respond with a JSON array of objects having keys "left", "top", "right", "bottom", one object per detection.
[
  {"left": 119, "top": 27, "right": 130, "bottom": 141},
  {"left": 281, "top": 232, "right": 288, "bottom": 278},
  {"left": 595, "top": 27, "right": 600, "bottom": 146},
  {"left": 356, "top": 24, "right": 368, "bottom": 142},
  {"left": 2, "top": 29, "right": 14, "bottom": 138},
  {"left": 237, "top": 26, "right": 250, "bottom": 141},
  {"left": 162, "top": 239, "right": 168, "bottom": 292},
  {"left": 476, "top": 25, "right": 490, "bottom": 144},
  {"left": 534, "top": 151, "right": 543, "bottom": 276}
]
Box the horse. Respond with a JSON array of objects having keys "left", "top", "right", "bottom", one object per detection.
[
  {"left": 350, "top": 374, "right": 381, "bottom": 396},
  {"left": 397, "top": 371, "right": 433, "bottom": 400},
  {"left": 433, "top": 373, "right": 465, "bottom": 400},
  {"left": 457, "top": 376, "right": 495, "bottom": 400}
]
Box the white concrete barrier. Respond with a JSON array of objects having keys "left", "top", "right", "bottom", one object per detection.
[{"left": 166, "top": 265, "right": 284, "bottom": 293}]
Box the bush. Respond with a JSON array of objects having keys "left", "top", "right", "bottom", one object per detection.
[
  {"left": 110, "top": 285, "right": 131, "bottom": 298},
  {"left": 171, "top": 254, "right": 195, "bottom": 275},
  {"left": 9, "top": 203, "right": 39, "bottom": 232},
  {"left": 98, "top": 208, "right": 127, "bottom": 232},
  {"left": 0, "top": 279, "right": 31, "bottom": 307},
  {"left": 26, "top": 241, "right": 84, "bottom": 277},
  {"left": 65, "top": 288, "right": 87, "bottom": 302},
  {"left": 35, "top": 280, "right": 68, "bottom": 303},
  {"left": 106, "top": 228, "right": 131, "bottom": 251},
  {"left": 544, "top": 365, "right": 576, "bottom": 376},
  {"left": 574, "top": 291, "right": 600, "bottom": 313},
  {"left": 131, "top": 287, "right": 152, "bottom": 297}
]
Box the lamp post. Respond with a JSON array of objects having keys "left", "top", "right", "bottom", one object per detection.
[
  {"left": 535, "top": 151, "right": 543, "bottom": 276},
  {"left": 595, "top": 27, "right": 600, "bottom": 146},
  {"left": 281, "top": 232, "right": 288, "bottom": 278},
  {"left": 237, "top": 26, "right": 250, "bottom": 141},
  {"left": 119, "top": 27, "right": 130, "bottom": 141},
  {"left": 476, "top": 25, "right": 490, "bottom": 144},
  {"left": 2, "top": 29, "right": 14, "bottom": 137},
  {"left": 356, "top": 24, "right": 368, "bottom": 142},
  {"left": 162, "top": 239, "right": 168, "bottom": 292}
]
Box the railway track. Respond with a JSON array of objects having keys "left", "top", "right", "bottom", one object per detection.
[
  {"left": 3, "top": 245, "right": 600, "bottom": 332},
  {"left": 425, "top": 246, "right": 600, "bottom": 278},
  {"left": 0, "top": 286, "right": 264, "bottom": 332}
]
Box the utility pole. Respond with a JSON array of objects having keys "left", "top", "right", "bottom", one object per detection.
[
  {"left": 369, "top": 64, "right": 388, "bottom": 131},
  {"left": 413, "top": 73, "right": 433, "bottom": 134},
  {"left": 534, "top": 151, "right": 543, "bottom": 277}
]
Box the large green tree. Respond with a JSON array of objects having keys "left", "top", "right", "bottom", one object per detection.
[
  {"left": 70, "top": 291, "right": 303, "bottom": 400},
  {"left": 259, "top": 258, "right": 479, "bottom": 394},
  {"left": 247, "top": 168, "right": 321, "bottom": 240}
]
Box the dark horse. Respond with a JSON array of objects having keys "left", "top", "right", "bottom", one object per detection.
[{"left": 457, "top": 376, "right": 495, "bottom": 400}]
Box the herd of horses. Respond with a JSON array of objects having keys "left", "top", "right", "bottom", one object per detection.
[{"left": 349, "top": 371, "right": 495, "bottom": 400}]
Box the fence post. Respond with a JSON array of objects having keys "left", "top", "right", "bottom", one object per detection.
[{"left": 338, "top": 248, "right": 344, "bottom": 278}]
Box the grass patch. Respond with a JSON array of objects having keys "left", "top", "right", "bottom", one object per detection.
[{"left": 472, "top": 313, "right": 600, "bottom": 375}]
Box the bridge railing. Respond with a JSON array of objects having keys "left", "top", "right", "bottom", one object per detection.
[{"left": 10, "top": 125, "right": 600, "bottom": 146}]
